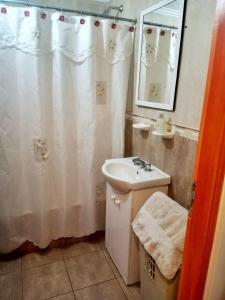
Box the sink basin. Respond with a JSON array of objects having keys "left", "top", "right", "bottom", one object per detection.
[{"left": 101, "top": 157, "right": 171, "bottom": 193}]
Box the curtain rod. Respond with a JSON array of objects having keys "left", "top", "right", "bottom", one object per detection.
[
  {"left": 143, "top": 21, "right": 178, "bottom": 30},
  {"left": 0, "top": 0, "right": 137, "bottom": 23}
]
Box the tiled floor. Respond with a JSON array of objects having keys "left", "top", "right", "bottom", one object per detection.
[{"left": 0, "top": 236, "right": 141, "bottom": 300}]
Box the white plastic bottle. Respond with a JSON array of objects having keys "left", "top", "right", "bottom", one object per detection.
[{"left": 156, "top": 114, "right": 167, "bottom": 134}]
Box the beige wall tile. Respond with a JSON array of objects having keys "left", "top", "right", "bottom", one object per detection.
[{"left": 131, "top": 124, "right": 196, "bottom": 209}]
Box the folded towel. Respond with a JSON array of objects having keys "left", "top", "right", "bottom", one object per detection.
[{"left": 132, "top": 192, "right": 188, "bottom": 280}]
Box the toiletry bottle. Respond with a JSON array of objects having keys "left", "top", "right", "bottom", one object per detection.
[{"left": 156, "top": 114, "right": 167, "bottom": 134}]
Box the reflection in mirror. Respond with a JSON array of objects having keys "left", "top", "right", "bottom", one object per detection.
[{"left": 136, "top": 0, "right": 185, "bottom": 110}]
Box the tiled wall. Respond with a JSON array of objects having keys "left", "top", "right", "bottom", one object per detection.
[{"left": 125, "top": 115, "right": 197, "bottom": 209}]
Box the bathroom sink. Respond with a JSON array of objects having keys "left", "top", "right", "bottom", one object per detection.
[{"left": 101, "top": 157, "right": 171, "bottom": 193}]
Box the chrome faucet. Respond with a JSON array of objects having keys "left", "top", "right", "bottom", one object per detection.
[
  {"left": 132, "top": 157, "right": 145, "bottom": 168},
  {"left": 132, "top": 157, "right": 152, "bottom": 171}
]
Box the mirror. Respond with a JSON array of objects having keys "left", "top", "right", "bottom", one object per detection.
[{"left": 135, "top": 0, "right": 185, "bottom": 110}]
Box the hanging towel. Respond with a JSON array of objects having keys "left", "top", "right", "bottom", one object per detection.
[{"left": 132, "top": 192, "right": 188, "bottom": 280}]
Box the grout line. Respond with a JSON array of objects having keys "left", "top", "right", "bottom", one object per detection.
[
  {"left": 61, "top": 249, "right": 98, "bottom": 261},
  {"left": 20, "top": 236, "right": 104, "bottom": 270},
  {"left": 62, "top": 249, "right": 101, "bottom": 264},
  {"left": 117, "top": 277, "right": 131, "bottom": 300},
  {"left": 74, "top": 277, "right": 116, "bottom": 292},
  {"left": 20, "top": 247, "right": 101, "bottom": 272},
  {"left": 0, "top": 270, "right": 19, "bottom": 277},
  {"left": 0, "top": 258, "right": 22, "bottom": 277},
  {"left": 21, "top": 257, "right": 23, "bottom": 300},
  {"left": 63, "top": 246, "right": 116, "bottom": 293},
  {"left": 62, "top": 254, "right": 75, "bottom": 298},
  {"left": 45, "top": 291, "right": 75, "bottom": 300},
  {"left": 73, "top": 277, "right": 129, "bottom": 300},
  {"left": 102, "top": 249, "right": 120, "bottom": 278},
  {"left": 116, "top": 277, "right": 129, "bottom": 300},
  {"left": 73, "top": 290, "right": 77, "bottom": 300},
  {"left": 21, "top": 258, "right": 65, "bottom": 272}
]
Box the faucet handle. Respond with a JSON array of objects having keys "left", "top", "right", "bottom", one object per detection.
[
  {"left": 133, "top": 159, "right": 146, "bottom": 169},
  {"left": 132, "top": 157, "right": 140, "bottom": 163},
  {"left": 144, "top": 163, "right": 152, "bottom": 171}
]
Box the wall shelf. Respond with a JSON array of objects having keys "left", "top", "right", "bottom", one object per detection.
[
  {"left": 132, "top": 123, "right": 150, "bottom": 131},
  {"left": 152, "top": 131, "right": 174, "bottom": 139}
]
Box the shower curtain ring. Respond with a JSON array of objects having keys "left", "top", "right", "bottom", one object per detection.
[
  {"left": 24, "top": 0, "right": 30, "bottom": 17},
  {"left": 111, "top": 15, "right": 117, "bottom": 29},
  {"left": 129, "top": 19, "right": 136, "bottom": 32},
  {"left": 80, "top": 10, "right": 85, "bottom": 24},
  {"left": 59, "top": 5, "right": 64, "bottom": 21},
  {"left": 95, "top": 13, "right": 100, "bottom": 27},
  {"left": 41, "top": 3, "right": 47, "bottom": 19}
]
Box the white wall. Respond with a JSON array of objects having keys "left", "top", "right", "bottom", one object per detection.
[
  {"left": 204, "top": 178, "right": 225, "bottom": 300},
  {"left": 18, "top": 0, "right": 106, "bottom": 13}
]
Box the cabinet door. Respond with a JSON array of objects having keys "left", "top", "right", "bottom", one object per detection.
[{"left": 105, "top": 184, "right": 132, "bottom": 281}]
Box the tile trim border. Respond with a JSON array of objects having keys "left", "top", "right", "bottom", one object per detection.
[{"left": 126, "top": 112, "right": 199, "bottom": 141}]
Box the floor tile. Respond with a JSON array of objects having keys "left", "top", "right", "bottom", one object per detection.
[
  {"left": 50, "top": 292, "right": 75, "bottom": 300},
  {"left": 75, "top": 279, "right": 127, "bottom": 300},
  {"left": 0, "top": 258, "right": 21, "bottom": 275},
  {"left": 65, "top": 251, "right": 114, "bottom": 290},
  {"left": 61, "top": 241, "right": 98, "bottom": 259},
  {"left": 0, "top": 271, "right": 22, "bottom": 300},
  {"left": 117, "top": 277, "right": 141, "bottom": 300},
  {"left": 97, "top": 240, "right": 106, "bottom": 250},
  {"left": 22, "top": 248, "right": 63, "bottom": 270},
  {"left": 90, "top": 234, "right": 106, "bottom": 251},
  {"left": 102, "top": 249, "right": 121, "bottom": 278},
  {"left": 23, "top": 260, "right": 72, "bottom": 300}
]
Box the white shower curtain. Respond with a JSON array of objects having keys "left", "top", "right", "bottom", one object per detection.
[{"left": 0, "top": 5, "right": 134, "bottom": 253}]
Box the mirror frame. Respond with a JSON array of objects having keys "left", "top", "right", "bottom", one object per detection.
[{"left": 135, "top": 0, "right": 186, "bottom": 111}]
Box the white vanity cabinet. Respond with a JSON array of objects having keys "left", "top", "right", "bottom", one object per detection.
[{"left": 105, "top": 182, "right": 168, "bottom": 285}]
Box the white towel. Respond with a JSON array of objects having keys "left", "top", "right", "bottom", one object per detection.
[{"left": 132, "top": 192, "right": 188, "bottom": 280}]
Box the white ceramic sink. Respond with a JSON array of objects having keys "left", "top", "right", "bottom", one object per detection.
[{"left": 101, "top": 157, "right": 171, "bottom": 193}]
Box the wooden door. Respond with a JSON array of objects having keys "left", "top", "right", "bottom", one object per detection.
[{"left": 177, "top": 0, "right": 225, "bottom": 298}]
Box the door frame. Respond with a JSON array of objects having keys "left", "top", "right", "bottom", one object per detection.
[{"left": 177, "top": 0, "right": 225, "bottom": 298}]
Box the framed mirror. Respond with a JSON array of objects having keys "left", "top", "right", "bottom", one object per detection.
[{"left": 135, "top": 0, "right": 186, "bottom": 110}]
